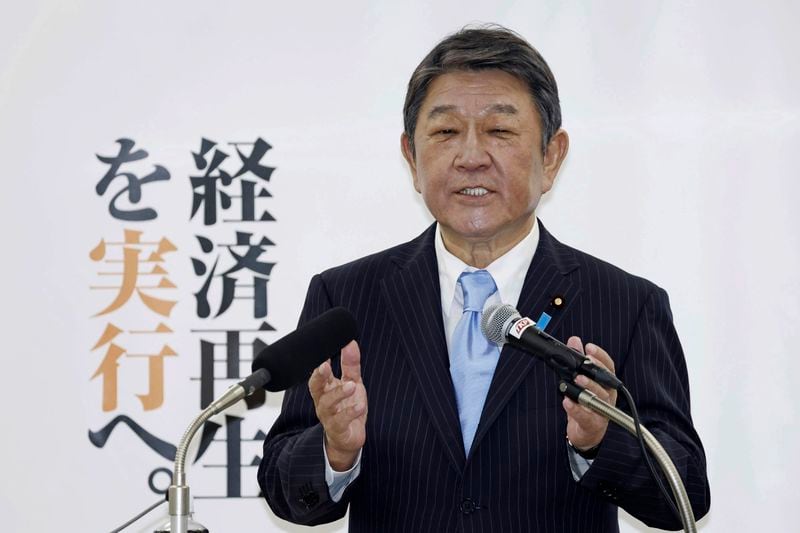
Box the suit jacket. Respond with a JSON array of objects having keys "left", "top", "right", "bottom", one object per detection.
[{"left": 258, "top": 221, "right": 710, "bottom": 532}]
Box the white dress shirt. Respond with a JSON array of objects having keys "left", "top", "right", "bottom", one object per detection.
[{"left": 435, "top": 220, "right": 539, "bottom": 350}]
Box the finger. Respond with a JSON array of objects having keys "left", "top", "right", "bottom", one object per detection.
[
  {"left": 578, "top": 376, "right": 617, "bottom": 411},
  {"left": 334, "top": 382, "right": 367, "bottom": 414},
  {"left": 563, "top": 397, "right": 606, "bottom": 434},
  {"left": 567, "top": 407, "right": 607, "bottom": 437},
  {"left": 308, "top": 360, "right": 334, "bottom": 400},
  {"left": 340, "top": 340, "right": 362, "bottom": 383},
  {"left": 574, "top": 375, "right": 612, "bottom": 402},
  {"left": 566, "top": 336, "right": 584, "bottom": 355},
  {"left": 348, "top": 396, "right": 367, "bottom": 418},
  {"left": 563, "top": 388, "right": 599, "bottom": 421},
  {"left": 326, "top": 399, "right": 365, "bottom": 435},
  {"left": 562, "top": 397, "right": 598, "bottom": 425},
  {"left": 327, "top": 385, "right": 368, "bottom": 440},
  {"left": 585, "top": 343, "right": 615, "bottom": 373},
  {"left": 349, "top": 383, "right": 368, "bottom": 418},
  {"left": 317, "top": 380, "right": 357, "bottom": 417}
]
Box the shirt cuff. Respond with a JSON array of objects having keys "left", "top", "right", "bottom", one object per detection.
[
  {"left": 567, "top": 445, "right": 594, "bottom": 480},
  {"left": 323, "top": 436, "right": 362, "bottom": 502}
]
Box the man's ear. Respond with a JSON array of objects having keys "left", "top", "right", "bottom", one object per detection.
[
  {"left": 400, "top": 133, "right": 420, "bottom": 192},
  {"left": 541, "top": 128, "right": 569, "bottom": 194}
]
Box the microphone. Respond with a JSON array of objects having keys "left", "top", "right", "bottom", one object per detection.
[
  {"left": 208, "top": 307, "right": 359, "bottom": 414},
  {"left": 251, "top": 306, "right": 359, "bottom": 392},
  {"left": 481, "top": 304, "right": 622, "bottom": 390}
]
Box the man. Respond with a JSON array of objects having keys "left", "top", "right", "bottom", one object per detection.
[{"left": 259, "top": 26, "right": 710, "bottom": 532}]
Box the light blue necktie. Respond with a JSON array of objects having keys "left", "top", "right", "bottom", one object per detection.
[{"left": 450, "top": 269, "right": 500, "bottom": 456}]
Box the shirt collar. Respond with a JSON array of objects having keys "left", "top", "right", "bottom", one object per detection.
[{"left": 435, "top": 220, "right": 540, "bottom": 311}]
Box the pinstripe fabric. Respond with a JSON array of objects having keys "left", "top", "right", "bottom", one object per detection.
[{"left": 257, "top": 221, "right": 710, "bottom": 532}]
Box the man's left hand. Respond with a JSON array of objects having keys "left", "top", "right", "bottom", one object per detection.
[{"left": 562, "top": 337, "right": 617, "bottom": 452}]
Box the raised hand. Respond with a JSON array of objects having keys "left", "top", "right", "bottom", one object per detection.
[{"left": 308, "top": 340, "right": 368, "bottom": 470}]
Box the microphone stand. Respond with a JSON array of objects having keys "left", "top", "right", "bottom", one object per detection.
[
  {"left": 155, "top": 369, "right": 271, "bottom": 533},
  {"left": 558, "top": 380, "right": 697, "bottom": 533}
]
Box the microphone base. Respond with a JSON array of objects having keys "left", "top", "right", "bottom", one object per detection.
[
  {"left": 154, "top": 517, "right": 209, "bottom": 533},
  {"left": 154, "top": 485, "right": 208, "bottom": 533}
]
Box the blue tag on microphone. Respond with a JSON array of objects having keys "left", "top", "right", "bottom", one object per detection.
[{"left": 536, "top": 311, "right": 552, "bottom": 331}]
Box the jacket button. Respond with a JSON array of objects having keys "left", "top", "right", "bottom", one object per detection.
[{"left": 460, "top": 498, "right": 476, "bottom": 515}]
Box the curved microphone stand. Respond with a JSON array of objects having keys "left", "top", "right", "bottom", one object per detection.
[
  {"left": 156, "top": 369, "right": 271, "bottom": 533},
  {"left": 558, "top": 381, "right": 697, "bottom": 533}
]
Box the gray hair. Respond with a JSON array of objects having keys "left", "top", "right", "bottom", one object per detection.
[{"left": 403, "top": 24, "right": 561, "bottom": 155}]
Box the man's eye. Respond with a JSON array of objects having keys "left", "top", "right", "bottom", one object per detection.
[
  {"left": 491, "top": 128, "right": 512, "bottom": 135},
  {"left": 435, "top": 129, "right": 457, "bottom": 135}
]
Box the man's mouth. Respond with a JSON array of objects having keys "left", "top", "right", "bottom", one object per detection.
[{"left": 458, "top": 187, "right": 490, "bottom": 197}]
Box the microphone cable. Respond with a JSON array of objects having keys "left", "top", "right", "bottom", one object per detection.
[
  {"left": 108, "top": 496, "right": 166, "bottom": 532},
  {"left": 617, "top": 384, "right": 681, "bottom": 523}
]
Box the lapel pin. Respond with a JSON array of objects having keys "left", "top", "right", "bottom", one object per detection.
[{"left": 551, "top": 296, "right": 565, "bottom": 309}]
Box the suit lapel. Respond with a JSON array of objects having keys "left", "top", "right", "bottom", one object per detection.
[
  {"left": 380, "top": 225, "right": 467, "bottom": 472},
  {"left": 469, "top": 222, "right": 582, "bottom": 459}
]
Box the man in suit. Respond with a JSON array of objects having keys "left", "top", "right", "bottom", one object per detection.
[{"left": 258, "top": 26, "right": 710, "bottom": 532}]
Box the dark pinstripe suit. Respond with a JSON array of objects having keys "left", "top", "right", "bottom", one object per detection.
[{"left": 258, "top": 221, "right": 710, "bottom": 532}]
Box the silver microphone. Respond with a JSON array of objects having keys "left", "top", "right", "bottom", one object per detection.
[{"left": 481, "top": 303, "right": 622, "bottom": 390}]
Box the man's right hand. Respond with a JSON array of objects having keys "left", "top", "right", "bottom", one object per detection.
[{"left": 308, "top": 340, "right": 367, "bottom": 471}]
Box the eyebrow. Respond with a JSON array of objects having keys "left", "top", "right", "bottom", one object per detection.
[
  {"left": 487, "top": 103, "right": 518, "bottom": 115},
  {"left": 427, "top": 105, "right": 458, "bottom": 119},
  {"left": 427, "top": 103, "right": 519, "bottom": 119}
]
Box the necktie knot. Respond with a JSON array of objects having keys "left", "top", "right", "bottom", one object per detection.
[{"left": 458, "top": 270, "right": 497, "bottom": 312}]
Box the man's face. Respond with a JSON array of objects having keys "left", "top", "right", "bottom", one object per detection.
[{"left": 402, "top": 69, "right": 567, "bottom": 253}]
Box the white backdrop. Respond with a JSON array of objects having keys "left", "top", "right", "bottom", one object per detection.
[{"left": 1, "top": 1, "right": 798, "bottom": 531}]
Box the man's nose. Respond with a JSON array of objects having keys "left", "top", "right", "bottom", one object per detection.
[{"left": 454, "top": 128, "right": 491, "bottom": 171}]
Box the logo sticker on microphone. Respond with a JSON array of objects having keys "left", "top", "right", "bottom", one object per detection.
[{"left": 510, "top": 317, "right": 535, "bottom": 340}]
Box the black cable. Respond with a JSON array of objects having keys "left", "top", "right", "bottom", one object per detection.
[
  {"left": 618, "top": 385, "right": 681, "bottom": 523},
  {"left": 109, "top": 497, "right": 167, "bottom": 533}
]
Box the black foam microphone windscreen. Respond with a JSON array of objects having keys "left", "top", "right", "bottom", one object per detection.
[{"left": 251, "top": 307, "right": 359, "bottom": 392}]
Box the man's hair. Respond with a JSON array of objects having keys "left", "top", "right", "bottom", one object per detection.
[{"left": 403, "top": 24, "right": 561, "bottom": 155}]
